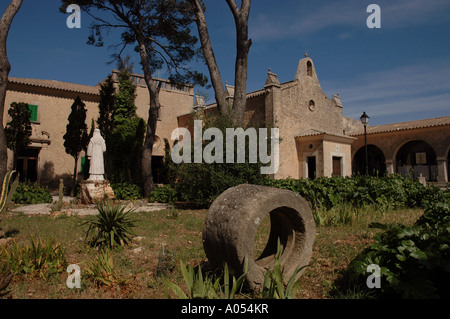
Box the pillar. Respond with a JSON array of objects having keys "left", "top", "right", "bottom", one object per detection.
[{"left": 437, "top": 156, "right": 448, "bottom": 184}]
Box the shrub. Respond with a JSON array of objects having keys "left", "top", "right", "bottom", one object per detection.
[
  {"left": 342, "top": 202, "right": 450, "bottom": 299},
  {"left": 263, "top": 175, "right": 449, "bottom": 212},
  {"left": 148, "top": 184, "right": 178, "bottom": 204},
  {"left": 167, "top": 113, "right": 269, "bottom": 207},
  {"left": 84, "top": 249, "right": 130, "bottom": 287},
  {"left": 165, "top": 258, "right": 248, "bottom": 299},
  {"left": 83, "top": 201, "right": 138, "bottom": 249},
  {"left": 12, "top": 182, "right": 52, "bottom": 204},
  {"left": 0, "top": 236, "right": 67, "bottom": 280},
  {"left": 111, "top": 182, "right": 143, "bottom": 200}
]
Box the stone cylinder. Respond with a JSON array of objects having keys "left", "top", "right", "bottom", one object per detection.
[{"left": 203, "top": 184, "right": 316, "bottom": 291}]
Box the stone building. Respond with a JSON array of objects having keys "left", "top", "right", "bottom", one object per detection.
[
  {"left": 178, "top": 56, "right": 450, "bottom": 186},
  {"left": 3, "top": 56, "right": 449, "bottom": 188},
  {"left": 3, "top": 70, "right": 194, "bottom": 187}
]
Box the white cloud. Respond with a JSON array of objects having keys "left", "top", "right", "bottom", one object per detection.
[
  {"left": 331, "top": 58, "right": 450, "bottom": 120},
  {"left": 250, "top": 0, "right": 450, "bottom": 40}
]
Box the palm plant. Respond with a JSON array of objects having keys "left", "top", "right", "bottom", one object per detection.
[{"left": 83, "top": 201, "right": 137, "bottom": 249}]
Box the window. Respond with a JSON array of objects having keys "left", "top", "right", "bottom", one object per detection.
[
  {"left": 308, "top": 100, "right": 315, "bottom": 111},
  {"left": 81, "top": 156, "right": 87, "bottom": 173},
  {"left": 307, "top": 61, "right": 313, "bottom": 77},
  {"left": 29, "top": 104, "right": 38, "bottom": 122}
]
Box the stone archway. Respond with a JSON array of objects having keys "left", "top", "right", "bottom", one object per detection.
[
  {"left": 447, "top": 147, "right": 450, "bottom": 182},
  {"left": 395, "top": 140, "right": 437, "bottom": 181},
  {"left": 353, "top": 144, "right": 386, "bottom": 176}
]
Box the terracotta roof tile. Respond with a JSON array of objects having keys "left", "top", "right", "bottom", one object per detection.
[
  {"left": 8, "top": 77, "right": 100, "bottom": 96},
  {"left": 349, "top": 116, "right": 450, "bottom": 136}
]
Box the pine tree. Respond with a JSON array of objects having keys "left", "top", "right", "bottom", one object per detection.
[{"left": 63, "top": 96, "right": 89, "bottom": 195}]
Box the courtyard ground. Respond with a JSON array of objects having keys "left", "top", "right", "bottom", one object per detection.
[{"left": 0, "top": 201, "right": 424, "bottom": 299}]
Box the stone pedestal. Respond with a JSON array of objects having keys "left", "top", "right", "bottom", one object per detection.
[{"left": 80, "top": 180, "right": 115, "bottom": 205}]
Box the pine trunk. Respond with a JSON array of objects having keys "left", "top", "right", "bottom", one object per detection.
[{"left": 0, "top": 0, "right": 23, "bottom": 192}]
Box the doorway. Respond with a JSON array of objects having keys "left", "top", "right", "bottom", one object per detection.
[
  {"left": 332, "top": 156, "right": 342, "bottom": 177},
  {"left": 16, "top": 148, "right": 40, "bottom": 182},
  {"left": 307, "top": 156, "right": 316, "bottom": 179}
]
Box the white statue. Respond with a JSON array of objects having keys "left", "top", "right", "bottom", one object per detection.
[{"left": 87, "top": 129, "right": 106, "bottom": 181}]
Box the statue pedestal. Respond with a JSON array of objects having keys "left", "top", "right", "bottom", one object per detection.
[{"left": 80, "top": 180, "right": 115, "bottom": 204}]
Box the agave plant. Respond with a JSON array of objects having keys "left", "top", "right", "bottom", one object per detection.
[
  {"left": 83, "top": 201, "right": 138, "bottom": 249},
  {"left": 1, "top": 171, "right": 19, "bottom": 215}
]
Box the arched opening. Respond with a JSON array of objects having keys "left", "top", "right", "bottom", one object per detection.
[
  {"left": 447, "top": 148, "right": 450, "bottom": 182},
  {"left": 353, "top": 144, "right": 386, "bottom": 176},
  {"left": 396, "top": 140, "right": 437, "bottom": 181},
  {"left": 308, "top": 100, "right": 315, "bottom": 111},
  {"left": 307, "top": 61, "right": 313, "bottom": 77}
]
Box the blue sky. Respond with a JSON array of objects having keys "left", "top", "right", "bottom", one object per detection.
[{"left": 1, "top": 0, "right": 449, "bottom": 126}]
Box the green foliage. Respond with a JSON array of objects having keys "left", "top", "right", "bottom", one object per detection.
[
  {"left": 84, "top": 249, "right": 130, "bottom": 287},
  {"left": 97, "top": 74, "right": 115, "bottom": 143},
  {"left": 83, "top": 201, "right": 138, "bottom": 249},
  {"left": 263, "top": 175, "right": 449, "bottom": 212},
  {"left": 168, "top": 114, "right": 269, "bottom": 207},
  {"left": 1, "top": 171, "right": 19, "bottom": 214},
  {"left": 0, "top": 236, "right": 67, "bottom": 280},
  {"left": 262, "top": 239, "right": 306, "bottom": 299},
  {"left": 12, "top": 181, "right": 52, "bottom": 204},
  {"left": 111, "top": 183, "right": 143, "bottom": 200},
  {"left": 165, "top": 258, "right": 248, "bottom": 299},
  {"left": 343, "top": 201, "right": 450, "bottom": 299},
  {"left": 4, "top": 102, "right": 32, "bottom": 153},
  {"left": 148, "top": 184, "right": 178, "bottom": 204},
  {"left": 108, "top": 69, "right": 146, "bottom": 185},
  {"left": 63, "top": 96, "right": 89, "bottom": 159}
]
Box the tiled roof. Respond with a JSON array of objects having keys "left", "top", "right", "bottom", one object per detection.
[
  {"left": 8, "top": 77, "right": 100, "bottom": 96},
  {"left": 349, "top": 116, "right": 450, "bottom": 136},
  {"left": 295, "top": 129, "right": 356, "bottom": 140}
]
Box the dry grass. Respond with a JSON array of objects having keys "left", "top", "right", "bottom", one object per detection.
[{"left": 0, "top": 206, "right": 424, "bottom": 299}]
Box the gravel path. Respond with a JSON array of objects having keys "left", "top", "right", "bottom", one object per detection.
[{"left": 10, "top": 197, "right": 172, "bottom": 216}]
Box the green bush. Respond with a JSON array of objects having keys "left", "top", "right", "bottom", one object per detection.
[
  {"left": 148, "top": 184, "right": 178, "bottom": 204},
  {"left": 111, "top": 183, "right": 143, "bottom": 200},
  {"left": 12, "top": 182, "right": 52, "bottom": 204},
  {"left": 263, "top": 175, "right": 449, "bottom": 211},
  {"left": 342, "top": 201, "right": 450, "bottom": 299}
]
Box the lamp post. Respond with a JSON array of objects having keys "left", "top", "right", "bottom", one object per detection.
[{"left": 360, "top": 112, "right": 370, "bottom": 176}]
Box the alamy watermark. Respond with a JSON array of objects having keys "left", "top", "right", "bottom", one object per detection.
[
  {"left": 66, "top": 264, "right": 81, "bottom": 289},
  {"left": 367, "top": 4, "right": 381, "bottom": 29},
  {"left": 366, "top": 264, "right": 381, "bottom": 289},
  {"left": 171, "top": 120, "right": 280, "bottom": 175},
  {"left": 66, "top": 4, "right": 81, "bottom": 29}
]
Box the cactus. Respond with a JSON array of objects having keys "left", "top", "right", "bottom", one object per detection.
[
  {"left": 0, "top": 171, "right": 19, "bottom": 215},
  {"left": 51, "top": 179, "right": 64, "bottom": 212}
]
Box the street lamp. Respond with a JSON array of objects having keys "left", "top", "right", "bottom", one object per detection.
[{"left": 360, "top": 112, "right": 370, "bottom": 175}]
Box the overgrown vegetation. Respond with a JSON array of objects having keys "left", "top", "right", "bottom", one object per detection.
[
  {"left": 1, "top": 236, "right": 67, "bottom": 280},
  {"left": 111, "top": 182, "right": 143, "bottom": 201},
  {"left": 12, "top": 181, "right": 52, "bottom": 204},
  {"left": 338, "top": 201, "right": 450, "bottom": 299}
]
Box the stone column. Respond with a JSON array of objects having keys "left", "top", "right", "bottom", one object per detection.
[
  {"left": 385, "top": 159, "right": 395, "bottom": 175},
  {"left": 437, "top": 156, "right": 448, "bottom": 184}
]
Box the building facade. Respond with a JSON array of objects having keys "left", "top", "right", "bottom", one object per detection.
[
  {"left": 178, "top": 56, "right": 449, "bottom": 186},
  {"left": 3, "top": 70, "right": 194, "bottom": 188},
  {"left": 3, "top": 56, "right": 449, "bottom": 188}
]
